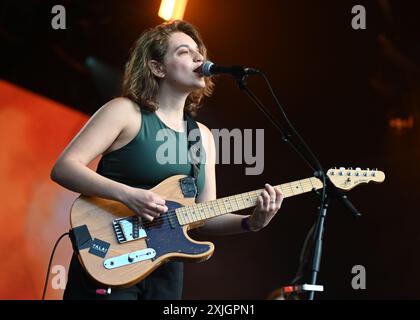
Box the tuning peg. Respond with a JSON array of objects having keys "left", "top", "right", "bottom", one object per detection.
[{"left": 363, "top": 168, "right": 369, "bottom": 177}]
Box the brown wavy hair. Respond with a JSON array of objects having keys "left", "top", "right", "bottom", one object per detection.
[{"left": 122, "top": 20, "right": 214, "bottom": 115}]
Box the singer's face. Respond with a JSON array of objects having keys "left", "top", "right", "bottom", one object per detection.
[{"left": 161, "top": 32, "right": 205, "bottom": 91}]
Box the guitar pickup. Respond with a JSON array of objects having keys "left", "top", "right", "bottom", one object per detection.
[{"left": 112, "top": 216, "right": 147, "bottom": 244}]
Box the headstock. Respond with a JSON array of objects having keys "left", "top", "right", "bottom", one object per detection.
[{"left": 327, "top": 167, "right": 385, "bottom": 191}]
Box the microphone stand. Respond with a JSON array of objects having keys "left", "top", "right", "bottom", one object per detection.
[{"left": 233, "top": 73, "right": 361, "bottom": 300}]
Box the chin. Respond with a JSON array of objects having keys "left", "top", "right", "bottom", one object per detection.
[
  {"left": 196, "top": 79, "right": 206, "bottom": 89},
  {"left": 188, "top": 82, "right": 205, "bottom": 91}
]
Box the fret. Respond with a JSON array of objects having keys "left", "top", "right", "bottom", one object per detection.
[
  {"left": 275, "top": 185, "right": 283, "bottom": 196},
  {"left": 232, "top": 195, "right": 240, "bottom": 211},
  {"left": 292, "top": 181, "right": 302, "bottom": 195},
  {"left": 308, "top": 179, "right": 315, "bottom": 190},
  {"left": 216, "top": 199, "right": 225, "bottom": 215},
  {"left": 176, "top": 208, "right": 183, "bottom": 225},
  {"left": 307, "top": 179, "right": 314, "bottom": 191},
  {"left": 298, "top": 179, "right": 305, "bottom": 193},
  {"left": 241, "top": 191, "right": 254, "bottom": 209},
  {"left": 222, "top": 198, "right": 230, "bottom": 213},
  {"left": 200, "top": 203, "right": 208, "bottom": 221},
  {"left": 239, "top": 194, "right": 245, "bottom": 208},
  {"left": 236, "top": 195, "right": 244, "bottom": 211},
  {"left": 206, "top": 201, "right": 215, "bottom": 218},
  {"left": 195, "top": 203, "right": 203, "bottom": 221},
  {"left": 245, "top": 191, "right": 252, "bottom": 205},
  {"left": 199, "top": 203, "right": 207, "bottom": 220},
  {"left": 203, "top": 202, "right": 210, "bottom": 220},
  {"left": 288, "top": 182, "right": 296, "bottom": 196},
  {"left": 226, "top": 196, "right": 234, "bottom": 212},
  {"left": 238, "top": 195, "right": 245, "bottom": 210},
  {"left": 287, "top": 182, "right": 296, "bottom": 196},
  {"left": 186, "top": 207, "right": 195, "bottom": 223},
  {"left": 213, "top": 201, "right": 219, "bottom": 216},
  {"left": 205, "top": 202, "right": 212, "bottom": 218},
  {"left": 192, "top": 205, "right": 200, "bottom": 223},
  {"left": 184, "top": 208, "right": 191, "bottom": 224}
]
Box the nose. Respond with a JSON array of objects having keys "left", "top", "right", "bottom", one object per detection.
[{"left": 194, "top": 50, "right": 204, "bottom": 62}]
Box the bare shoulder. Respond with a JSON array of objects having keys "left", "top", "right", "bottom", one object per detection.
[
  {"left": 98, "top": 97, "right": 140, "bottom": 121},
  {"left": 196, "top": 121, "right": 216, "bottom": 159},
  {"left": 196, "top": 121, "right": 213, "bottom": 139},
  {"left": 55, "top": 97, "right": 141, "bottom": 165},
  {"left": 91, "top": 97, "right": 142, "bottom": 138}
]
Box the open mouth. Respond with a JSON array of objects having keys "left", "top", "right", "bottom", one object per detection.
[{"left": 193, "top": 65, "right": 202, "bottom": 73}]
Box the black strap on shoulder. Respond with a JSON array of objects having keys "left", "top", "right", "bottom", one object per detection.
[{"left": 184, "top": 113, "right": 202, "bottom": 186}]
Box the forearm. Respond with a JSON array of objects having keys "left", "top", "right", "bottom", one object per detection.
[
  {"left": 197, "top": 212, "right": 257, "bottom": 236},
  {"left": 50, "top": 159, "right": 130, "bottom": 202}
]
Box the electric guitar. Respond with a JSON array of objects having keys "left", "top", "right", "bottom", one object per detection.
[{"left": 69, "top": 167, "right": 385, "bottom": 288}]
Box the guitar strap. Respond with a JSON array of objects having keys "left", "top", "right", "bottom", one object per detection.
[{"left": 184, "top": 113, "right": 202, "bottom": 195}]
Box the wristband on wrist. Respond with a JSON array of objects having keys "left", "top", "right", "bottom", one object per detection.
[{"left": 241, "top": 216, "right": 254, "bottom": 232}]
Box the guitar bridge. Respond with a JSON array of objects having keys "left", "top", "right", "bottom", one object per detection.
[
  {"left": 112, "top": 216, "right": 146, "bottom": 244},
  {"left": 104, "top": 248, "right": 156, "bottom": 269}
]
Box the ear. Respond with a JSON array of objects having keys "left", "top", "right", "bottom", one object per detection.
[{"left": 148, "top": 60, "right": 165, "bottom": 78}]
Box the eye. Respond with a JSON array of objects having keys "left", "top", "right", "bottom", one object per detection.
[{"left": 178, "top": 50, "right": 189, "bottom": 55}]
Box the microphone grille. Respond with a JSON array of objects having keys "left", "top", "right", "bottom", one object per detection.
[{"left": 201, "top": 60, "right": 214, "bottom": 76}]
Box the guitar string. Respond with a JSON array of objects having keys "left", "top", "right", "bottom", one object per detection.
[
  {"left": 105, "top": 171, "right": 378, "bottom": 236},
  {"left": 138, "top": 180, "right": 318, "bottom": 231},
  {"left": 137, "top": 172, "right": 379, "bottom": 232},
  {"left": 127, "top": 180, "right": 320, "bottom": 232}
]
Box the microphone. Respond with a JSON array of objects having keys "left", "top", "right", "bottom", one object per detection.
[{"left": 199, "top": 60, "right": 260, "bottom": 77}]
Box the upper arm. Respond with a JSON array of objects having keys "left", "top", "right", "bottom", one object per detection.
[
  {"left": 196, "top": 122, "right": 217, "bottom": 203},
  {"left": 53, "top": 97, "right": 139, "bottom": 167}
]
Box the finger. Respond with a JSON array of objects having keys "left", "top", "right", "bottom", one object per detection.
[
  {"left": 261, "top": 190, "right": 270, "bottom": 210},
  {"left": 265, "top": 184, "right": 276, "bottom": 200},
  {"left": 275, "top": 188, "right": 283, "bottom": 208},
  {"left": 138, "top": 211, "right": 155, "bottom": 222},
  {"left": 155, "top": 204, "right": 168, "bottom": 213},
  {"left": 152, "top": 195, "right": 166, "bottom": 206},
  {"left": 143, "top": 206, "right": 161, "bottom": 218},
  {"left": 145, "top": 202, "right": 166, "bottom": 213},
  {"left": 265, "top": 184, "right": 277, "bottom": 209},
  {"left": 256, "top": 195, "right": 264, "bottom": 209}
]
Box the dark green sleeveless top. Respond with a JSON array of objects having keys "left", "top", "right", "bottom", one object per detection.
[{"left": 97, "top": 109, "right": 205, "bottom": 194}]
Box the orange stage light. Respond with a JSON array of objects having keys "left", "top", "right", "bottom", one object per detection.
[
  {"left": 0, "top": 80, "right": 99, "bottom": 299},
  {"left": 158, "top": 0, "right": 188, "bottom": 21}
]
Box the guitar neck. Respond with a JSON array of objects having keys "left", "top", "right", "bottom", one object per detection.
[{"left": 176, "top": 177, "right": 323, "bottom": 225}]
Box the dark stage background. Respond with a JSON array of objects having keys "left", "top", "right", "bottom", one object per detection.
[{"left": 1, "top": 0, "right": 419, "bottom": 299}]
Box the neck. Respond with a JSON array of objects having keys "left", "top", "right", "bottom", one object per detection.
[
  {"left": 176, "top": 176, "right": 324, "bottom": 226},
  {"left": 156, "top": 82, "right": 190, "bottom": 122}
]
